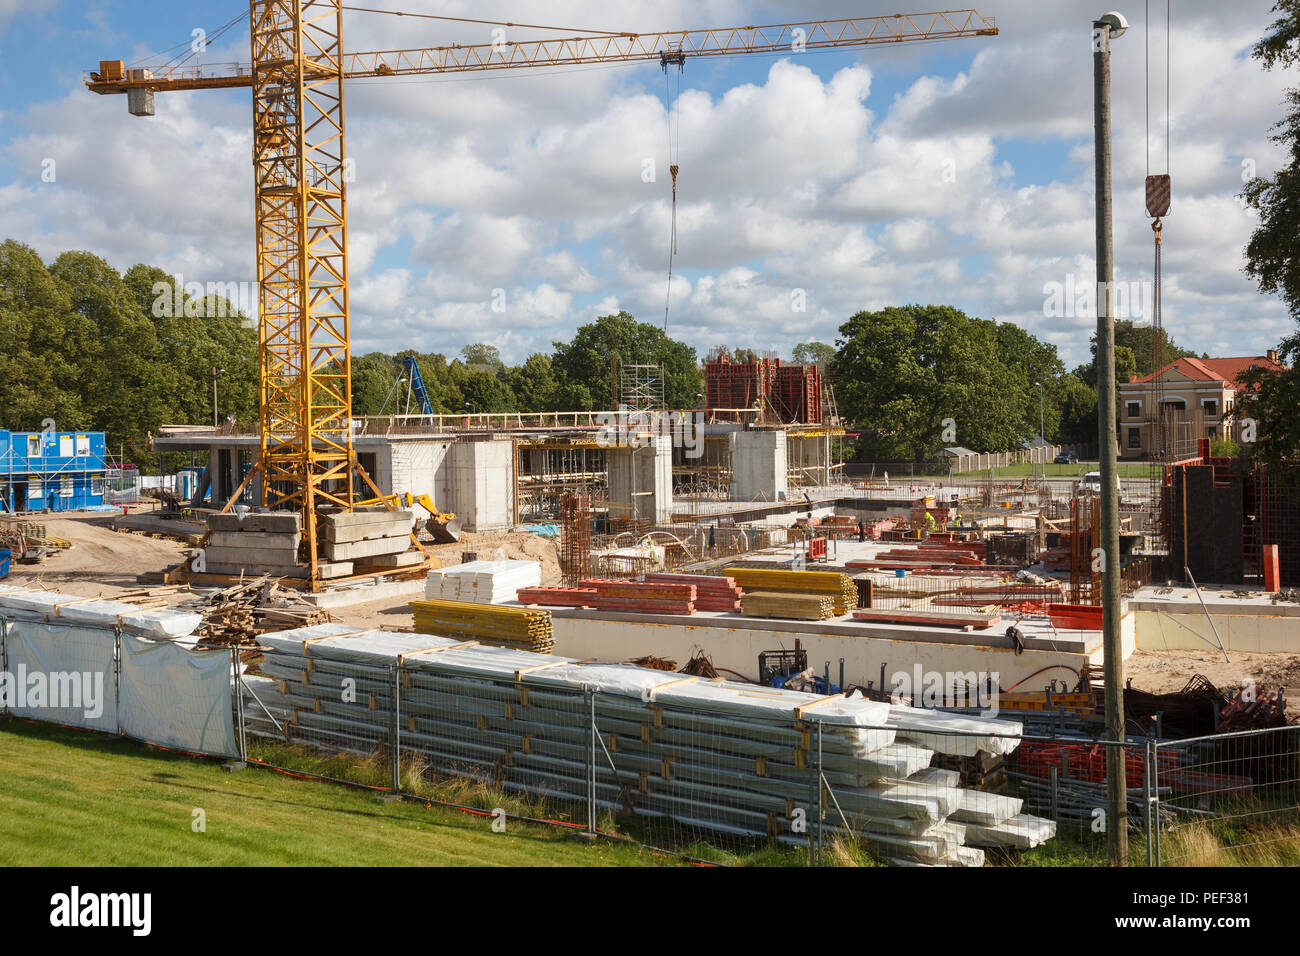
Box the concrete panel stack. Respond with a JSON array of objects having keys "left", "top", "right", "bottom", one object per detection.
[
  {"left": 200, "top": 512, "right": 350, "bottom": 580},
  {"left": 318, "top": 508, "right": 419, "bottom": 572},
  {"left": 426, "top": 560, "right": 542, "bottom": 603}
]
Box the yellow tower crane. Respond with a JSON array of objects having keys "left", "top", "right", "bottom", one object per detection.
[{"left": 86, "top": 4, "right": 998, "bottom": 587}]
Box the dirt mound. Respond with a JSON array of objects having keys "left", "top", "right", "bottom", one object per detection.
[{"left": 422, "top": 530, "right": 562, "bottom": 584}]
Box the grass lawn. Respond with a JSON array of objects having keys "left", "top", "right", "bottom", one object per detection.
[{"left": 0, "top": 717, "right": 669, "bottom": 866}]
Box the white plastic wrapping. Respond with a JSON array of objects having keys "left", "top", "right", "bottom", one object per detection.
[
  {"left": 2, "top": 620, "right": 117, "bottom": 731},
  {"left": 118, "top": 636, "right": 238, "bottom": 758}
]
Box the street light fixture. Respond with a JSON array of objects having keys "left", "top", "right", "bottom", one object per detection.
[{"left": 212, "top": 366, "right": 225, "bottom": 427}]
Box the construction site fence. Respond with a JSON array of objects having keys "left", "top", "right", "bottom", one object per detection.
[
  {"left": 234, "top": 654, "right": 1300, "bottom": 866},
  {"left": 2, "top": 613, "right": 1291, "bottom": 867},
  {"left": 0, "top": 617, "right": 239, "bottom": 758}
]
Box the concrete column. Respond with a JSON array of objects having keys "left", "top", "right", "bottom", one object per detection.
[
  {"left": 729, "top": 430, "right": 788, "bottom": 501},
  {"left": 607, "top": 435, "right": 673, "bottom": 523},
  {"left": 447, "top": 440, "right": 514, "bottom": 531}
]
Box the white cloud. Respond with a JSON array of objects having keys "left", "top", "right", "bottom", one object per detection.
[{"left": 0, "top": 0, "right": 1293, "bottom": 371}]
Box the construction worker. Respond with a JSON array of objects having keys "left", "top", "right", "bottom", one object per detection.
[
  {"left": 953, "top": 512, "right": 963, "bottom": 530},
  {"left": 857, "top": 518, "right": 866, "bottom": 543},
  {"left": 923, "top": 510, "right": 936, "bottom": 539}
]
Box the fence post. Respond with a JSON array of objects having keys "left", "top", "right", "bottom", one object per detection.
[
  {"left": 391, "top": 664, "right": 401, "bottom": 793},
  {"left": 1151, "top": 738, "right": 1162, "bottom": 867},
  {"left": 232, "top": 645, "right": 247, "bottom": 761},
  {"left": 587, "top": 689, "right": 597, "bottom": 836},
  {"left": 114, "top": 627, "right": 122, "bottom": 738},
  {"left": 1143, "top": 738, "right": 1153, "bottom": 867},
  {"left": 0, "top": 619, "right": 7, "bottom": 716},
  {"left": 815, "top": 719, "right": 824, "bottom": 867}
]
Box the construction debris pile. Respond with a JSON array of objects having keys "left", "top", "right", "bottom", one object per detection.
[
  {"left": 240, "top": 624, "right": 1055, "bottom": 865},
  {"left": 425, "top": 560, "right": 542, "bottom": 604},
  {"left": 412, "top": 598, "right": 554, "bottom": 653},
  {"left": 189, "top": 575, "right": 332, "bottom": 646}
]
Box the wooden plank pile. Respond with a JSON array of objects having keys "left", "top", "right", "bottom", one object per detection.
[
  {"left": 723, "top": 567, "right": 856, "bottom": 615},
  {"left": 578, "top": 578, "right": 696, "bottom": 615},
  {"left": 850, "top": 608, "right": 1001, "bottom": 630},
  {"left": 191, "top": 574, "right": 332, "bottom": 645},
  {"left": 643, "top": 572, "right": 742, "bottom": 612},
  {"left": 742, "top": 590, "right": 834, "bottom": 620},
  {"left": 241, "top": 624, "right": 1056, "bottom": 865},
  {"left": 412, "top": 598, "right": 554, "bottom": 653}
]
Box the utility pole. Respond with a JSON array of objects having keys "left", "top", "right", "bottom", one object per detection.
[
  {"left": 211, "top": 366, "right": 225, "bottom": 427},
  {"left": 1037, "top": 381, "right": 1045, "bottom": 480},
  {"left": 1094, "top": 10, "right": 1128, "bottom": 866}
]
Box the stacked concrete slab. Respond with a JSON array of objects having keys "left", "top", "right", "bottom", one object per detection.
[
  {"left": 319, "top": 508, "right": 419, "bottom": 571},
  {"left": 198, "top": 508, "right": 419, "bottom": 580},
  {"left": 201, "top": 512, "right": 327, "bottom": 578}
]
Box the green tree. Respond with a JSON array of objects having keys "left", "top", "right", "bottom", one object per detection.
[
  {"left": 551, "top": 312, "right": 702, "bottom": 410},
  {"left": 1240, "top": 0, "right": 1300, "bottom": 469},
  {"left": 832, "top": 305, "right": 1027, "bottom": 459},
  {"left": 792, "top": 341, "right": 836, "bottom": 368},
  {"left": 1072, "top": 319, "right": 1193, "bottom": 387},
  {"left": 506, "top": 353, "right": 558, "bottom": 411},
  {"left": 460, "top": 343, "right": 506, "bottom": 377}
]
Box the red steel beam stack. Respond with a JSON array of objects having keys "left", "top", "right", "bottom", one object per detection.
[
  {"left": 579, "top": 578, "right": 697, "bottom": 615},
  {"left": 644, "top": 572, "right": 743, "bottom": 612},
  {"left": 516, "top": 586, "right": 597, "bottom": 607}
]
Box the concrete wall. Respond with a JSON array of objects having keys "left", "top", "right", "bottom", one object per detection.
[
  {"left": 447, "top": 440, "right": 514, "bottom": 531},
  {"left": 730, "top": 430, "right": 787, "bottom": 501},
  {"left": 607, "top": 436, "right": 673, "bottom": 523},
  {"left": 1133, "top": 607, "right": 1300, "bottom": 654},
  {"left": 377, "top": 438, "right": 512, "bottom": 531},
  {"left": 549, "top": 613, "right": 1113, "bottom": 694}
]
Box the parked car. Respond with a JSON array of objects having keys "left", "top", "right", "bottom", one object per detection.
[{"left": 1054, "top": 451, "right": 1078, "bottom": 464}]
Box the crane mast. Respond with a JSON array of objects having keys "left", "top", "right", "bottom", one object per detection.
[{"left": 87, "top": 4, "right": 997, "bottom": 587}]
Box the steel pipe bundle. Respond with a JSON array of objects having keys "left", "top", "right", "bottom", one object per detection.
[{"left": 239, "top": 624, "right": 1056, "bottom": 865}]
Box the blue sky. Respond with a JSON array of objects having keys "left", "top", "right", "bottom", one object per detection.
[{"left": 0, "top": 1, "right": 1291, "bottom": 370}]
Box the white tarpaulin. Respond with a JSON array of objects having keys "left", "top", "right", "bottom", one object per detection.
[
  {"left": 118, "top": 636, "right": 237, "bottom": 757},
  {"left": 1, "top": 620, "right": 117, "bottom": 731},
  {"left": 0, "top": 588, "right": 200, "bottom": 640}
]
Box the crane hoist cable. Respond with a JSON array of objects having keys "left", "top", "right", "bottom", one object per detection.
[
  {"left": 662, "top": 50, "right": 684, "bottom": 332},
  {"left": 1145, "top": 0, "right": 1172, "bottom": 459}
]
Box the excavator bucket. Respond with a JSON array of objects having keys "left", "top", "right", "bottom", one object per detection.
[{"left": 425, "top": 514, "right": 462, "bottom": 544}]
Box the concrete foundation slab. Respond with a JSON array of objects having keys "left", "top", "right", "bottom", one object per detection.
[
  {"left": 206, "top": 512, "right": 301, "bottom": 534},
  {"left": 299, "top": 576, "right": 426, "bottom": 608},
  {"left": 321, "top": 514, "right": 413, "bottom": 543},
  {"left": 207, "top": 531, "right": 301, "bottom": 550},
  {"left": 203, "top": 545, "right": 299, "bottom": 566},
  {"left": 322, "top": 535, "right": 412, "bottom": 562}
]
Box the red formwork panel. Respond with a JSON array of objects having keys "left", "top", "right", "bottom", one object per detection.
[{"left": 705, "top": 356, "right": 821, "bottom": 424}]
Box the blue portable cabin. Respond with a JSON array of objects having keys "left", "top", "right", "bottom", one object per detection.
[{"left": 0, "top": 430, "right": 108, "bottom": 513}]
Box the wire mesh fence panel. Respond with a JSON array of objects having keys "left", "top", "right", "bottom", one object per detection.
[
  {"left": 241, "top": 655, "right": 396, "bottom": 792},
  {"left": 1004, "top": 735, "right": 1151, "bottom": 859},
  {"left": 591, "top": 698, "right": 816, "bottom": 863},
  {"left": 396, "top": 668, "right": 594, "bottom": 830},
  {"left": 1154, "top": 725, "right": 1300, "bottom": 866}
]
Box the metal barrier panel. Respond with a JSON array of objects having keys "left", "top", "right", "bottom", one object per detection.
[
  {"left": 242, "top": 654, "right": 395, "bottom": 790},
  {"left": 593, "top": 698, "right": 818, "bottom": 862},
  {"left": 1153, "top": 725, "right": 1300, "bottom": 866},
  {"left": 118, "top": 635, "right": 238, "bottom": 758},
  {"left": 0, "top": 619, "right": 118, "bottom": 732}
]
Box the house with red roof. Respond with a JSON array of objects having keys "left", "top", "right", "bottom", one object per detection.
[{"left": 1117, "top": 350, "right": 1286, "bottom": 460}]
